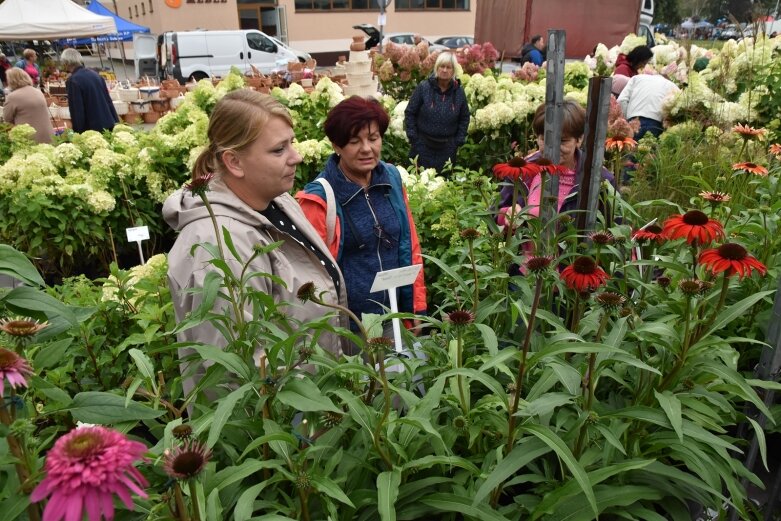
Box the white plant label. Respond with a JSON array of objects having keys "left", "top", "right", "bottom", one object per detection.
[{"left": 126, "top": 226, "right": 150, "bottom": 242}]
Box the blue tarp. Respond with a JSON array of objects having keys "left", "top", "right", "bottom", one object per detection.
[{"left": 63, "top": 0, "right": 149, "bottom": 44}]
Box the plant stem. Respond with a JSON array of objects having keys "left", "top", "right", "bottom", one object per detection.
[
  {"left": 371, "top": 345, "right": 394, "bottom": 470},
  {"left": 468, "top": 239, "right": 479, "bottom": 314},
  {"left": 0, "top": 400, "right": 39, "bottom": 521},
  {"left": 173, "top": 482, "right": 190, "bottom": 521},
  {"left": 505, "top": 275, "right": 543, "bottom": 452},
  {"left": 659, "top": 294, "right": 693, "bottom": 391},
  {"left": 455, "top": 329, "right": 468, "bottom": 414},
  {"left": 258, "top": 355, "right": 272, "bottom": 480},
  {"left": 574, "top": 311, "right": 610, "bottom": 458},
  {"left": 298, "top": 487, "right": 311, "bottom": 521},
  {"left": 188, "top": 480, "right": 202, "bottom": 521},
  {"left": 504, "top": 182, "right": 520, "bottom": 254}
]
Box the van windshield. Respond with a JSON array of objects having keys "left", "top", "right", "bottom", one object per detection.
[{"left": 247, "top": 33, "right": 276, "bottom": 53}]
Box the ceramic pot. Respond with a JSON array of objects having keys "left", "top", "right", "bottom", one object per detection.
[{"left": 350, "top": 35, "right": 366, "bottom": 52}]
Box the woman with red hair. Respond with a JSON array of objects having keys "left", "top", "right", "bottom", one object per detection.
[{"left": 297, "top": 96, "right": 426, "bottom": 339}]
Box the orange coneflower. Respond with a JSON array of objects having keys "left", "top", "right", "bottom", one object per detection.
[
  {"left": 699, "top": 243, "right": 767, "bottom": 279},
  {"left": 605, "top": 136, "right": 638, "bottom": 153},
  {"left": 662, "top": 210, "right": 725, "bottom": 245},
  {"left": 560, "top": 256, "right": 609, "bottom": 292},
  {"left": 492, "top": 156, "right": 541, "bottom": 183},
  {"left": 732, "top": 162, "right": 769, "bottom": 176},
  {"left": 769, "top": 143, "right": 781, "bottom": 159},
  {"left": 700, "top": 191, "right": 731, "bottom": 204},
  {"left": 732, "top": 123, "right": 766, "bottom": 140}
]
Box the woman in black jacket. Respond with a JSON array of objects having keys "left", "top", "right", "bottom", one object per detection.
[{"left": 404, "top": 52, "right": 470, "bottom": 175}]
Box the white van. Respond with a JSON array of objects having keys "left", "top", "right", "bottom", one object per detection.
[{"left": 133, "top": 30, "right": 306, "bottom": 84}]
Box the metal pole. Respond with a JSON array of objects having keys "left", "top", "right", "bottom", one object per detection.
[
  {"left": 540, "top": 29, "right": 565, "bottom": 252},
  {"left": 575, "top": 76, "right": 612, "bottom": 234},
  {"left": 378, "top": 0, "right": 386, "bottom": 54}
]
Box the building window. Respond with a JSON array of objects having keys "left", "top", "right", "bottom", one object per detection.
[
  {"left": 149, "top": 0, "right": 153, "bottom": 13},
  {"left": 134, "top": 5, "right": 139, "bottom": 16},
  {"left": 395, "top": 0, "right": 469, "bottom": 9},
  {"left": 294, "top": 0, "right": 374, "bottom": 9},
  {"left": 141, "top": 3, "right": 146, "bottom": 14},
  {"left": 128, "top": 6, "right": 133, "bottom": 18}
]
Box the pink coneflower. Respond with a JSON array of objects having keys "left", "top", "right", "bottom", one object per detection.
[
  {"left": 700, "top": 191, "right": 731, "bottom": 204},
  {"left": 31, "top": 426, "right": 148, "bottom": 521},
  {"left": 184, "top": 172, "right": 215, "bottom": 196},
  {"left": 0, "top": 317, "right": 48, "bottom": 338},
  {"left": 162, "top": 440, "right": 212, "bottom": 480},
  {"left": 0, "top": 348, "right": 33, "bottom": 397}
]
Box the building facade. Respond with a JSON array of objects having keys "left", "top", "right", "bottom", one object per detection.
[{"left": 110, "top": 0, "right": 475, "bottom": 59}]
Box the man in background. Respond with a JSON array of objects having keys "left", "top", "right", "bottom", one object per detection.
[{"left": 519, "top": 35, "right": 545, "bottom": 66}]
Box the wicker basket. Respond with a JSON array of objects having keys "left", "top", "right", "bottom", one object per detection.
[{"left": 118, "top": 88, "right": 139, "bottom": 102}]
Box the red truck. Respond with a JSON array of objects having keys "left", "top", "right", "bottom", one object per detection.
[{"left": 475, "top": 0, "right": 655, "bottom": 60}]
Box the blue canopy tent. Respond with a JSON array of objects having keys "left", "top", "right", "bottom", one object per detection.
[
  {"left": 64, "top": 0, "right": 149, "bottom": 44},
  {"left": 62, "top": 0, "right": 150, "bottom": 79}
]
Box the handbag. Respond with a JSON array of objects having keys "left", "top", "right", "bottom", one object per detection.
[{"left": 314, "top": 177, "right": 336, "bottom": 246}]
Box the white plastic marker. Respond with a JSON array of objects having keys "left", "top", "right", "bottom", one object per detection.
[
  {"left": 126, "top": 226, "right": 150, "bottom": 265},
  {"left": 370, "top": 264, "right": 422, "bottom": 353}
]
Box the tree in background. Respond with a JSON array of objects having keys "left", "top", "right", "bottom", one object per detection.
[{"left": 655, "top": 0, "right": 683, "bottom": 24}]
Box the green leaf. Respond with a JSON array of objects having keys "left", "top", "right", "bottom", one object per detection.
[
  {"left": 519, "top": 424, "right": 598, "bottom": 519},
  {"left": 746, "top": 417, "right": 768, "bottom": 471},
  {"left": 310, "top": 474, "right": 355, "bottom": 508},
  {"left": 654, "top": 390, "right": 683, "bottom": 442},
  {"left": 528, "top": 341, "right": 622, "bottom": 367},
  {"left": 421, "top": 493, "right": 510, "bottom": 521},
  {"left": 207, "top": 459, "right": 285, "bottom": 493},
  {"left": 192, "top": 344, "right": 253, "bottom": 382},
  {"left": 207, "top": 383, "right": 252, "bottom": 448},
  {"left": 206, "top": 488, "right": 222, "bottom": 520},
  {"left": 67, "top": 392, "right": 165, "bottom": 424},
  {"left": 0, "top": 244, "right": 44, "bottom": 286},
  {"left": 33, "top": 338, "right": 72, "bottom": 370},
  {"left": 238, "top": 432, "right": 300, "bottom": 462},
  {"left": 1, "top": 286, "right": 77, "bottom": 324},
  {"left": 547, "top": 484, "right": 663, "bottom": 521},
  {"left": 421, "top": 254, "right": 471, "bottom": 295},
  {"left": 377, "top": 469, "right": 401, "bottom": 521},
  {"left": 234, "top": 483, "right": 265, "bottom": 521},
  {"left": 334, "top": 388, "right": 377, "bottom": 433},
  {"left": 473, "top": 436, "right": 550, "bottom": 505},
  {"left": 128, "top": 348, "right": 156, "bottom": 382},
  {"left": 438, "top": 367, "right": 508, "bottom": 408},
  {"left": 276, "top": 377, "right": 341, "bottom": 413},
  {"left": 475, "top": 323, "right": 499, "bottom": 355},
  {"left": 402, "top": 455, "right": 480, "bottom": 475},
  {"left": 704, "top": 290, "right": 773, "bottom": 337}
]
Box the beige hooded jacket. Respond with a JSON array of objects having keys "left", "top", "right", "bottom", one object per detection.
[{"left": 163, "top": 177, "right": 348, "bottom": 394}]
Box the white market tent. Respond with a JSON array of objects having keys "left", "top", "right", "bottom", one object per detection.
[{"left": 0, "top": 0, "right": 117, "bottom": 40}]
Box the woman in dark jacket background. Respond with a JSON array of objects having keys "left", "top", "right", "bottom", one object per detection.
[{"left": 404, "top": 52, "right": 470, "bottom": 175}]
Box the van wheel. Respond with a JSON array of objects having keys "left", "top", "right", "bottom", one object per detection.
[
  {"left": 189, "top": 72, "right": 208, "bottom": 82},
  {"left": 298, "top": 57, "right": 306, "bottom": 63}
]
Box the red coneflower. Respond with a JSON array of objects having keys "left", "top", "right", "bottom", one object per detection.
[
  {"left": 560, "top": 256, "right": 609, "bottom": 292},
  {"left": 770, "top": 143, "right": 781, "bottom": 159},
  {"left": 533, "top": 157, "right": 568, "bottom": 175},
  {"left": 447, "top": 309, "right": 475, "bottom": 326},
  {"left": 162, "top": 440, "right": 212, "bottom": 480},
  {"left": 732, "top": 123, "right": 766, "bottom": 140},
  {"left": 732, "top": 162, "right": 769, "bottom": 176},
  {"left": 31, "top": 426, "right": 148, "bottom": 521},
  {"left": 662, "top": 210, "right": 725, "bottom": 245},
  {"left": 492, "top": 156, "right": 541, "bottom": 183},
  {"left": 632, "top": 223, "right": 665, "bottom": 244},
  {"left": 589, "top": 230, "right": 615, "bottom": 245},
  {"left": 700, "top": 191, "right": 731, "bottom": 204},
  {"left": 0, "top": 348, "right": 33, "bottom": 397},
  {"left": 184, "top": 172, "right": 215, "bottom": 196},
  {"left": 699, "top": 243, "right": 767, "bottom": 279},
  {"left": 604, "top": 136, "right": 638, "bottom": 153}
]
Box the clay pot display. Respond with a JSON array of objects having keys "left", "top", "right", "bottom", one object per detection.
[{"left": 350, "top": 35, "right": 366, "bottom": 52}]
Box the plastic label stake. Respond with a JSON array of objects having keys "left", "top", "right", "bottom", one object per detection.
[
  {"left": 370, "top": 264, "right": 422, "bottom": 353},
  {"left": 126, "top": 225, "right": 150, "bottom": 265}
]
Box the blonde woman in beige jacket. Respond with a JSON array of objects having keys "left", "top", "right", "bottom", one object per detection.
[
  {"left": 3, "top": 68, "right": 53, "bottom": 144},
  {"left": 164, "top": 90, "right": 347, "bottom": 396}
]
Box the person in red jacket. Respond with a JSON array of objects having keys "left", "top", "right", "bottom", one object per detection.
[{"left": 612, "top": 45, "right": 653, "bottom": 95}]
